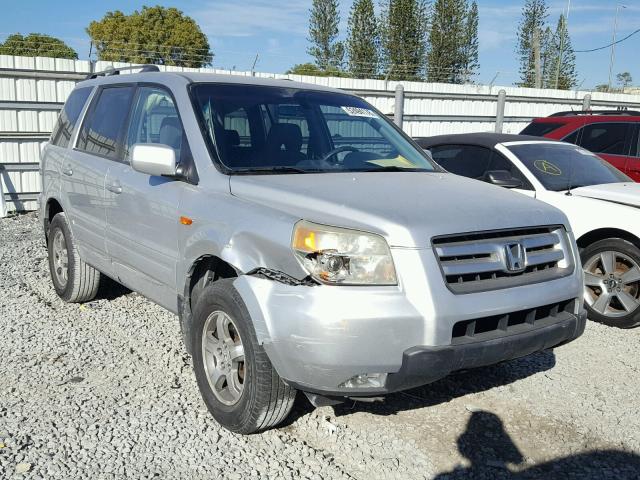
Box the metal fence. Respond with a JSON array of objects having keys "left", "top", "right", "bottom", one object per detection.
[{"left": 2, "top": 54, "right": 640, "bottom": 215}]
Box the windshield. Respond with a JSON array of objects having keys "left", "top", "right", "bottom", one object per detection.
[
  {"left": 506, "top": 143, "right": 631, "bottom": 191},
  {"left": 191, "top": 84, "right": 437, "bottom": 174}
]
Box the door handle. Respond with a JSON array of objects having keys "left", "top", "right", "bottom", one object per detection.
[
  {"left": 106, "top": 180, "right": 122, "bottom": 194},
  {"left": 62, "top": 164, "right": 73, "bottom": 176}
]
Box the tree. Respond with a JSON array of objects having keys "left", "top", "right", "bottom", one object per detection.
[
  {"left": 617, "top": 72, "right": 633, "bottom": 89},
  {"left": 86, "top": 6, "right": 211, "bottom": 68},
  {"left": 307, "top": 0, "right": 344, "bottom": 71},
  {"left": 381, "top": 0, "right": 429, "bottom": 81},
  {"left": 0, "top": 33, "right": 77, "bottom": 59},
  {"left": 545, "top": 14, "right": 577, "bottom": 90},
  {"left": 427, "top": 0, "right": 468, "bottom": 83},
  {"left": 346, "top": 0, "right": 379, "bottom": 78},
  {"left": 539, "top": 26, "right": 554, "bottom": 87},
  {"left": 460, "top": 1, "right": 480, "bottom": 83},
  {"left": 286, "top": 62, "right": 347, "bottom": 77},
  {"left": 516, "top": 0, "right": 548, "bottom": 87}
]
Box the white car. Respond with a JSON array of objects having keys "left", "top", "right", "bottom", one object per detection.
[{"left": 418, "top": 133, "right": 640, "bottom": 329}]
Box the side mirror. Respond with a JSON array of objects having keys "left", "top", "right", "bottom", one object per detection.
[
  {"left": 131, "top": 144, "right": 177, "bottom": 177},
  {"left": 484, "top": 170, "right": 523, "bottom": 189}
]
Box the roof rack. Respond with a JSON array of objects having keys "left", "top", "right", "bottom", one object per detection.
[
  {"left": 85, "top": 64, "right": 160, "bottom": 80},
  {"left": 549, "top": 109, "right": 640, "bottom": 117}
]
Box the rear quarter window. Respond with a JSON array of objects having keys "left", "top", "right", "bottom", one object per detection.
[{"left": 50, "top": 87, "right": 93, "bottom": 148}]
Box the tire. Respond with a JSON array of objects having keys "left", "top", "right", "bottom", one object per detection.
[
  {"left": 47, "top": 213, "right": 101, "bottom": 303},
  {"left": 191, "top": 279, "right": 296, "bottom": 434},
  {"left": 581, "top": 238, "right": 640, "bottom": 329}
]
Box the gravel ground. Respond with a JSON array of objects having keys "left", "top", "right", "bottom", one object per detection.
[{"left": 1, "top": 212, "right": 640, "bottom": 479}]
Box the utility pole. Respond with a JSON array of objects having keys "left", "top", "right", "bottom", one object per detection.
[
  {"left": 608, "top": 4, "right": 626, "bottom": 90},
  {"left": 251, "top": 53, "right": 259, "bottom": 76},
  {"left": 534, "top": 28, "right": 542, "bottom": 88},
  {"left": 555, "top": 0, "right": 572, "bottom": 89}
]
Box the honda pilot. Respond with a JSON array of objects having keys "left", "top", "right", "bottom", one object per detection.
[{"left": 40, "top": 66, "right": 586, "bottom": 433}]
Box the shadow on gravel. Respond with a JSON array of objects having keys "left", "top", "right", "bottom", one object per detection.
[
  {"left": 433, "top": 411, "right": 640, "bottom": 479},
  {"left": 328, "top": 349, "right": 557, "bottom": 418},
  {"left": 94, "top": 275, "right": 131, "bottom": 301}
]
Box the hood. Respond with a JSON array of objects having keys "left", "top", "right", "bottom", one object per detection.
[
  {"left": 230, "top": 172, "right": 567, "bottom": 248},
  {"left": 570, "top": 182, "right": 640, "bottom": 208}
]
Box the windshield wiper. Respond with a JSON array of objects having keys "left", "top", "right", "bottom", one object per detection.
[
  {"left": 231, "top": 166, "right": 323, "bottom": 175},
  {"left": 353, "top": 166, "right": 429, "bottom": 172}
]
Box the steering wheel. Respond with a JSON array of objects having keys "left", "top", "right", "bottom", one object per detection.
[{"left": 320, "top": 145, "right": 359, "bottom": 163}]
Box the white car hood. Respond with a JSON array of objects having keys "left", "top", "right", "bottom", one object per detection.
[{"left": 570, "top": 183, "right": 640, "bottom": 207}]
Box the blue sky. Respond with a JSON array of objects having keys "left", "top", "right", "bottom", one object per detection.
[{"left": 1, "top": 0, "right": 638, "bottom": 89}]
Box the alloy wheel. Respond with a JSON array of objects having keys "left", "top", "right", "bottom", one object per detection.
[
  {"left": 584, "top": 250, "right": 640, "bottom": 318},
  {"left": 201, "top": 310, "right": 246, "bottom": 405},
  {"left": 52, "top": 229, "right": 69, "bottom": 288}
]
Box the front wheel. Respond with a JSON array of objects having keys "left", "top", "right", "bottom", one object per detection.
[
  {"left": 581, "top": 238, "right": 640, "bottom": 329},
  {"left": 191, "top": 279, "right": 296, "bottom": 433}
]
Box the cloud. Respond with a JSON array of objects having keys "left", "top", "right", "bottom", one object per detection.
[{"left": 192, "top": 0, "right": 310, "bottom": 37}]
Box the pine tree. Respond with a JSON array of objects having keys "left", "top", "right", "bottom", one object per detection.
[
  {"left": 546, "top": 14, "right": 577, "bottom": 90},
  {"left": 540, "top": 26, "right": 555, "bottom": 87},
  {"left": 308, "top": 0, "right": 344, "bottom": 71},
  {"left": 380, "top": 0, "right": 429, "bottom": 81},
  {"left": 427, "top": 0, "right": 467, "bottom": 83},
  {"left": 516, "top": 0, "right": 548, "bottom": 87},
  {"left": 460, "top": 1, "right": 479, "bottom": 83},
  {"left": 346, "top": 0, "right": 380, "bottom": 78}
]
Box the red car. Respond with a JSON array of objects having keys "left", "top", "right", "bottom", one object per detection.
[{"left": 521, "top": 110, "right": 640, "bottom": 181}]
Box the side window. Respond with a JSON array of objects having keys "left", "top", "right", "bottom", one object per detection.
[
  {"left": 126, "top": 86, "right": 185, "bottom": 160},
  {"left": 633, "top": 125, "right": 640, "bottom": 157},
  {"left": 77, "top": 86, "right": 135, "bottom": 160},
  {"left": 51, "top": 87, "right": 93, "bottom": 148},
  {"left": 430, "top": 145, "right": 492, "bottom": 178},
  {"left": 579, "top": 123, "right": 631, "bottom": 155}
]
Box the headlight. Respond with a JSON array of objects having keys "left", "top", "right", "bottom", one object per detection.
[{"left": 292, "top": 220, "right": 397, "bottom": 285}]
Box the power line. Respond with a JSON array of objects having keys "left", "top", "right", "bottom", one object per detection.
[{"left": 575, "top": 28, "right": 640, "bottom": 53}]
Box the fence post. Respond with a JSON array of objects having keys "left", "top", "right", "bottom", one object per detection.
[
  {"left": 394, "top": 84, "right": 404, "bottom": 129},
  {"left": 0, "top": 173, "right": 7, "bottom": 218},
  {"left": 495, "top": 89, "right": 506, "bottom": 133},
  {"left": 582, "top": 94, "right": 592, "bottom": 111}
]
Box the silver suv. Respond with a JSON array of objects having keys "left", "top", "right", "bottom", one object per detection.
[{"left": 40, "top": 67, "right": 586, "bottom": 433}]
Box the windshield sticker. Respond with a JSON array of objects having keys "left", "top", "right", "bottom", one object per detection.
[
  {"left": 341, "top": 106, "right": 378, "bottom": 118},
  {"left": 533, "top": 159, "right": 562, "bottom": 176}
]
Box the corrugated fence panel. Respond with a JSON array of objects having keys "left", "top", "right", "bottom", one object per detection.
[{"left": 2, "top": 54, "right": 640, "bottom": 213}]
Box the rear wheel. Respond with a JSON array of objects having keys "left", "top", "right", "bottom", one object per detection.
[
  {"left": 191, "top": 279, "right": 296, "bottom": 433},
  {"left": 47, "top": 213, "right": 101, "bottom": 303},
  {"left": 582, "top": 238, "right": 640, "bottom": 329}
]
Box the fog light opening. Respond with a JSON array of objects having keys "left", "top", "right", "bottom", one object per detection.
[{"left": 339, "top": 373, "right": 387, "bottom": 389}]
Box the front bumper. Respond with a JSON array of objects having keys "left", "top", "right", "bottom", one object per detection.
[
  {"left": 284, "top": 309, "right": 586, "bottom": 397},
  {"left": 234, "top": 246, "right": 585, "bottom": 395}
]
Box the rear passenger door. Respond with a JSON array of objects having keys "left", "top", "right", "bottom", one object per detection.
[
  {"left": 104, "top": 85, "right": 190, "bottom": 311},
  {"left": 577, "top": 122, "right": 634, "bottom": 175},
  {"left": 68, "top": 85, "right": 134, "bottom": 273}
]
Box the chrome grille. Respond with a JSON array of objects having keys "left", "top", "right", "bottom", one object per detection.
[{"left": 433, "top": 226, "right": 574, "bottom": 294}]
